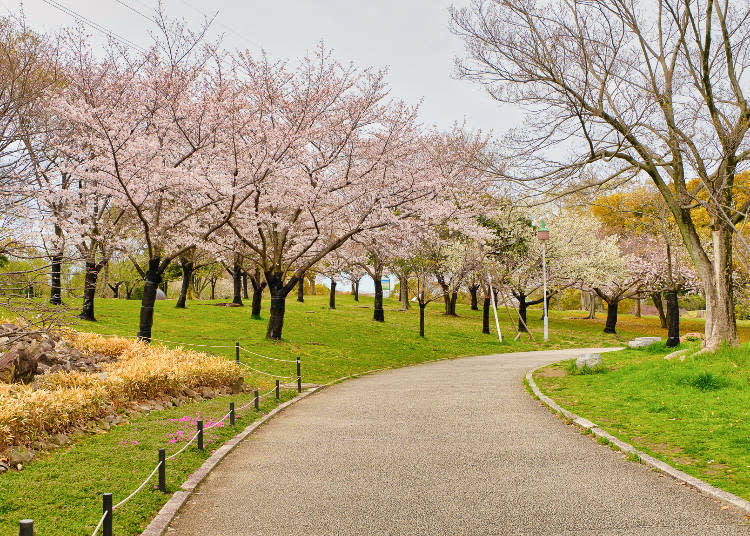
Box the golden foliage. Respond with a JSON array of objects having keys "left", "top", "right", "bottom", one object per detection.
[{"left": 0, "top": 334, "right": 242, "bottom": 451}]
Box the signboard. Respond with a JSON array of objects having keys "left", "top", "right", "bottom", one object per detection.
[{"left": 381, "top": 278, "right": 390, "bottom": 291}]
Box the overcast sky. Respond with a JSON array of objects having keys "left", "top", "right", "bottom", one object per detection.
[
  {"left": 9, "top": 0, "right": 520, "bottom": 292},
  {"left": 10, "top": 0, "right": 519, "bottom": 134}
]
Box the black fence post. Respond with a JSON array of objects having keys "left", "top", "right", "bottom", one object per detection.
[
  {"left": 103, "top": 493, "right": 113, "bottom": 536},
  {"left": 229, "top": 402, "right": 235, "bottom": 426},
  {"left": 18, "top": 519, "right": 33, "bottom": 536},
  {"left": 235, "top": 342, "right": 239, "bottom": 365},
  {"left": 275, "top": 380, "right": 279, "bottom": 399},
  {"left": 297, "top": 356, "right": 301, "bottom": 393},
  {"left": 197, "top": 420, "right": 203, "bottom": 450},
  {"left": 158, "top": 448, "right": 166, "bottom": 493},
  {"left": 254, "top": 389, "right": 259, "bottom": 410}
]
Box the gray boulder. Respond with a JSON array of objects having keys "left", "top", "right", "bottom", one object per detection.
[
  {"left": 628, "top": 336, "right": 662, "bottom": 348},
  {"left": 576, "top": 353, "right": 602, "bottom": 369}
]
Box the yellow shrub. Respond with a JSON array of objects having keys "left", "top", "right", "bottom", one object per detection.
[{"left": 0, "top": 334, "right": 242, "bottom": 451}]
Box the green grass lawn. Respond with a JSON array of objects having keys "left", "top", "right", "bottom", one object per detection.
[
  {"left": 534, "top": 343, "right": 750, "bottom": 500},
  {"left": 1, "top": 292, "right": 748, "bottom": 535}
]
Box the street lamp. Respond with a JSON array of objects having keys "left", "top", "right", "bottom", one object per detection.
[{"left": 537, "top": 221, "right": 550, "bottom": 342}]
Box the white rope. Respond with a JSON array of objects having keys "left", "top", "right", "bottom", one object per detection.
[
  {"left": 236, "top": 360, "right": 296, "bottom": 379},
  {"left": 236, "top": 394, "right": 259, "bottom": 412},
  {"left": 165, "top": 431, "right": 199, "bottom": 461},
  {"left": 148, "top": 337, "right": 236, "bottom": 349},
  {"left": 90, "top": 511, "right": 108, "bottom": 536},
  {"left": 238, "top": 346, "right": 297, "bottom": 363},
  {"left": 204, "top": 410, "right": 232, "bottom": 430},
  {"left": 113, "top": 461, "right": 162, "bottom": 510}
]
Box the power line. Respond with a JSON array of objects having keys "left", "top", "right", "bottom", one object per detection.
[
  {"left": 41, "top": 0, "right": 146, "bottom": 52},
  {"left": 175, "top": 0, "right": 263, "bottom": 52},
  {"left": 112, "top": 0, "right": 156, "bottom": 24}
]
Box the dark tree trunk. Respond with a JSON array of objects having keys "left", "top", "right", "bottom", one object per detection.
[
  {"left": 241, "top": 271, "right": 249, "bottom": 300},
  {"left": 108, "top": 281, "right": 122, "bottom": 299},
  {"left": 517, "top": 293, "right": 528, "bottom": 332},
  {"left": 232, "top": 264, "right": 243, "bottom": 306},
  {"left": 446, "top": 292, "right": 458, "bottom": 316},
  {"left": 352, "top": 281, "right": 360, "bottom": 301},
  {"left": 482, "top": 295, "right": 491, "bottom": 334},
  {"left": 50, "top": 252, "right": 63, "bottom": 305},
  {"left": 652, "top": 293, "right": 667, "bottom": 328},
  {"left": 665, "top": 290, "right": 680, "bottom": 347},
  {"left": 373, "top": 271, "right": 384, "bottom": 322},
  {"left": 329, "top": 280, "right": 337, "bottom": 309},
  {"left": 125, "top": 282, "right": 135, "bottom": 300},
  {"left": 634, "top": 297, "right": 642, "bottom": 318},
  {"left": 251, "top": 279, "right": 266, "bottom": 319},
  {"left": 159, "top": 280, "right": 168, "bottom": 296},
  {"left": 603, "top": 300, "right": 619, "bottom": 334},
  {"left": 265, "top": 272, "right": 295, "bottom": 340},
  {"left": 419, "top": 302, "right": 426, "bottom": 337},
  {"left": 297, "top": 272, "right": 305, "bottom": 303},
  {"left": 469, "top": 285, "right": 479, "bottom": 311},
  {"left": 78, "top": 262, "right": 101, "bottom": 321},
  {"left": 209, "top": 279, "right": 217, "bottom": 300},
  {"left": 137, "top": 257, "right": 165, "bottom": 342},
  {"left": 176, "top": 261, "right": 193, "bottom": 309}
]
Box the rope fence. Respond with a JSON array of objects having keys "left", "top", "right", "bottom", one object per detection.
[{"left": 17, "top": 337, "right": 304, "bottom": 536}]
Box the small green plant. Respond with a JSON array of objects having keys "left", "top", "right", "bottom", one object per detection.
[
  {"left": 679, "top": 372, "right": 729, "bottom": 391},
  {"left": 565, "top": 360, "right": 608, "bottom": 376},
  {"left": 625, "top": 451, "right": 642, "bottom": 463},
  {"left": 596, "top": 435, "right": 611, "bottom": 446}
]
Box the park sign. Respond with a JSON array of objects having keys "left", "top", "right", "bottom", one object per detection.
[{"left": 381, "top": 279, "right": 390, "bottom": 291}]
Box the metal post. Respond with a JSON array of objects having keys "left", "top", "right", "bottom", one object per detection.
[
  {"left": 275, "top": 380, "right": 279, "bottom": 399},
  {"left": 158, "top": 449, "right": 166, "bottom": 493},
  {"left": 18, "top": 520, "right": 33, "bottom": 536},
  {"left": 542, "top": 242, "right": 549, "bottom": 342},
  {"left": 297, "top": 357, "right": 302, "bottom": 393},
  {"left": 487, "top": 272, "right": 502, "bottom": 343},
  {"left": 235, "top": 342, "right": 239, "bottom": 364},
  {"left": 229, "top": 402, "right": 235, "bottom": 426},
  {"left": 254, "top": 390, "right": 259, "bottom": 410},
  {"left": 197, "top": 420, "right": 203, "bottom": 450},
  {"left": 103, "top": 493, "right": 113, "bottom": 536}
]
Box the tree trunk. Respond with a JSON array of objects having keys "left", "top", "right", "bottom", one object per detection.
[
  {"left": 241, "top": 271, "right": 249, "bottom": 300},
  {"left": 447, "top": 292, "right": 458, "bottom": 316},
  {"left": 419, "top": 302, "right": 426, "bottom": 337},
  {"left": 50, "top": 252, "right": 63, "bottom": 305},
  {"left": 265, "top": 272, "right": 294, "bottom": 340},
  {"left": 399, "top": 275, "right": 410, "bottom": 310},
  {"left": 78, "top": 262, "right": 100, "bottom": 321},
  {"left": 137, "top": 257, "right": 164, "bottom": 342},
  {"left": 469, "top": 285, "right": 479, "bottom": 311},
  {"left": 308, "top": 274, "right": 316, "bottom": 295},
  {"left": 482, "top": 296, "right": 491, "bottom": 334},
  {"left": 176, "top": 261, "right": 193, "bottom": 309},
  {"left": 353, "top": 280, "right": 359, "bottom": 301},
  {"left": 209, "top": 279, "right": 217, "bottom": 300},
  {"left": 652, "top": 293, "right": 667, "bottom": 328},
  {"left": 373, "top": 268, "right": 384, "bottom": 322},
  {"left": 109, "top": 282, "right": 122, "bottom": 299},
  {"left": 634, "top": 298, "right": 642, "bottom": 318},
  {"left": 232, "top": 264, "right": 243, "bottom": 306},
  {"left": 125, "top": 282, "right": 135, "bottom": 300},
  {"left": 329, "top": 280, "right": 336, "bottom": 309},
  {"left": 587, "top": 291, "right": 596, "bottom": 319},
  {"left": 603, "top": 299, "right": 618, "bottom": 334},
  {"left": 297, "top": 272, "right": 305, "bottom": 303},
  {"left": 517, "top": 293, "right": 528, "bottom": 332},
  {"left": 665, "top": 290, "right": 680, "bottom": 347}
]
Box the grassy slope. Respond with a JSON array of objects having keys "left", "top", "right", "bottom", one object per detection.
[
  {"left": 2, "top": 292, "right": 748, "bottom": 534},
  {"left": 535, "top": 343, "right": 750, "bottom": 500}
]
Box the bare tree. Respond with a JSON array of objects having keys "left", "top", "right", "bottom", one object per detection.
[{"left": 451, "top": 0, "right": 750, "bottom": 349}]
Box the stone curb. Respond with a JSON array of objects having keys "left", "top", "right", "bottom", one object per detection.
[
  {"left": 140, "top": 368, "right": 388, "bottom": 536},
  {"left": 525, "top": 363, "right": 750, "bottom": 516}
]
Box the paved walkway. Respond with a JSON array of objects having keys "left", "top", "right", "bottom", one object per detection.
[{"left": 168, "top": 349, "right": 750, "bottom": 535}]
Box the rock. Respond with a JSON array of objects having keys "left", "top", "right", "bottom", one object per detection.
[
  {"left": 0, "top": 463, "right": 7, "bottom": 473},
  {"left": 16, "top": 464, "right": 22, "bottom": 471},
  {"left": 627, "top": 336, "right": 662, "bottom": 348},
  {"left": 664, "top": 349, "right": 690, "bottom": 361},
  {"left": 230, "top": 378, "right": 244, "bottom": 394},
  {"left": 576, "top": 353, "right": 602, "bottom": 369},
  {"left": 0, "top": 345, "right": 37, "bottom": 383},
  {"left": 53, "top": 433, "right": 70, "bottom": 446},
  {"left": 8, "top": 447, "right": 34, "bottom": 465},
  {"left": 184, "top": 388, "right": 200, "bottom": 399}
]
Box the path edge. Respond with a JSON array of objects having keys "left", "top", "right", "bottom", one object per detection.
[
  {"left": 140, "top": 368, "right": 386, "bottom": 536},
  {"left": 525, "top": 362, "right": 750, "bottom": 516}
]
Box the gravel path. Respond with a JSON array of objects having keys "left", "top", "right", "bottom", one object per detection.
[{"left": 168, "top": 349, "right": 750, "bottom": 535}]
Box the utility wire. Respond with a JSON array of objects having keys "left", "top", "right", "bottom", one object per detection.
[
  {"left": 41, "top": 0, "right": 146, "bottom": 52},
  {"left": 175, "top": 0, "right": 262, "bottom": 51}
]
